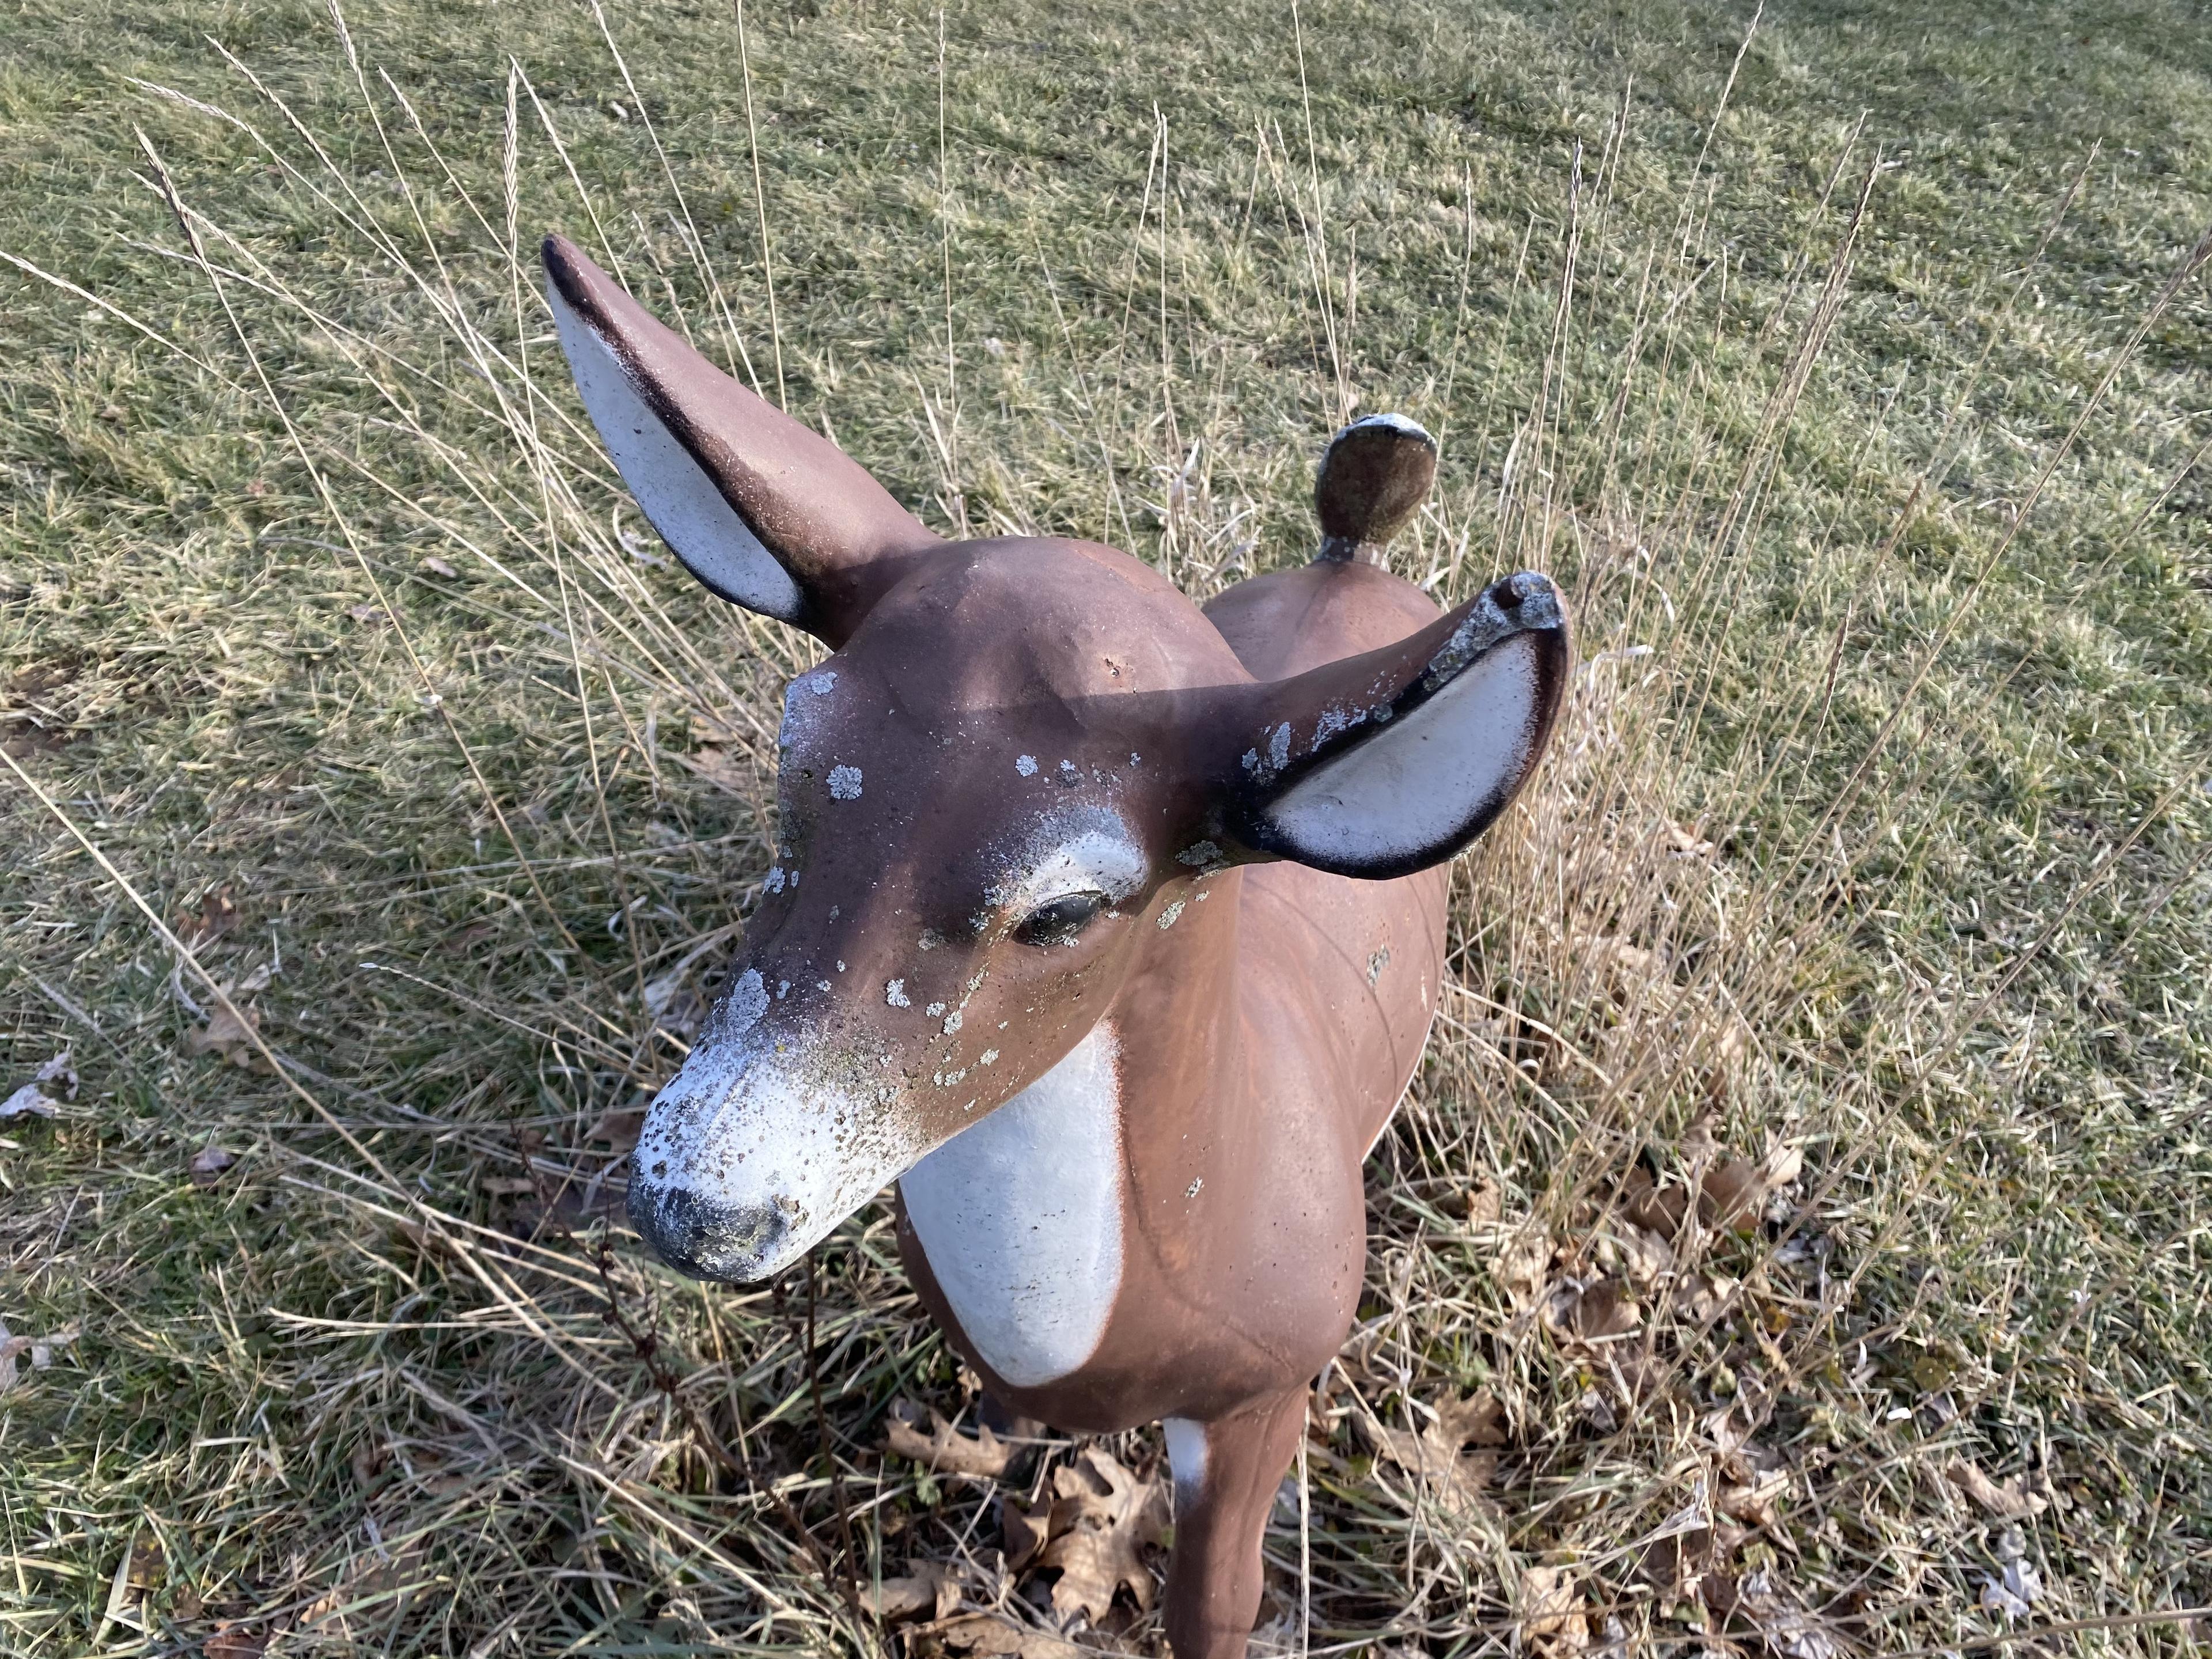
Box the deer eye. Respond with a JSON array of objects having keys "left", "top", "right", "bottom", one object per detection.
[{"left": 1015, "top": 891, "right": 1109, "bottom": 947}]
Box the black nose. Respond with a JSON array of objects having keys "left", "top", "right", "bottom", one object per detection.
[{"left": 627, "top": 1181, "right": 787, "bottom": 1281}]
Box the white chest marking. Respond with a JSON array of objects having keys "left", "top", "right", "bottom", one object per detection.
[{"left": 899, "top": 1022, "right": 1124, "bottom": 1388}]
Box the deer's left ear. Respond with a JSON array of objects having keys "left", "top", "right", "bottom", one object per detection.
[
  {"left": 1206, "top": 573, "right": 1570, "bottom": 880},
  {"left": 543, "top": 234, "right": 941, "bottom": 646}
]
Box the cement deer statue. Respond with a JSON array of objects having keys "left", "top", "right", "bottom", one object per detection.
[{"left": 543, "top": 234, "right": 1568, "bottom": 1658}]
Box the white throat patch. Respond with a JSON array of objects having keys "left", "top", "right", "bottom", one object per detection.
[{"left": 899, "top": 1022, "right": 1125, "bottom": 1388}]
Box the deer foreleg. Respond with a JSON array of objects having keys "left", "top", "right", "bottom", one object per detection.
[{"left": 1161, "top": 1391, "right": 1307, "bottom": 1659}]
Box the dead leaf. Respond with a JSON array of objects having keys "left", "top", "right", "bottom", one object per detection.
[
  {"left": 298, "top": 1541, "right": 427, "bottom": 1628},
  {"left": 866, "top": 1559, "right": 961, "bottom": 1623},
  {"left": 1541, "top": 1278, "right": 1641, "bottom": 1349},
  {"left": 181, "top": 887, "right": 241, "bottom": 948},
  {"left": 1580, "top": 933, "right": 1666, "bottom": 995},
  {"left": 1, "top": 1084, "right": 60, "bottom": 1120},
  {"left": 1463, "top": 1179, "right": 1503, "bottom": 1226},
  {"left": 1518, "top": 1563, "right": 1588, "bottom": 1653},
  {"left": 1700, "top": 1158, "right": 1766, "bottom": 1232},
  {"left": 1037, "top": 1444, "right": 1171, "bottom": 1622},
  {"left": 421, "top": 556, "right": 460, "bottom": 579},
  {"left": 1673, "top": 1270, "right": 1736, "bottom": 1326},
  {"left": 1980, "top": 1563, "right": 2039, "bottom": 1619},
  {"left": 1371, "top": 1390, "right": 1503, "bottom": 1513},
  {"left": 1613, "top": 1225, "right": 1674, "bottom": 1294},
  {"left": 581, "top": 1107, "right": 644, "bottom": 1156},
  {"left": 3, "top": 1049, "right": 77, "bottom": 1119},
  {"left": 184, "top": 1002, "right": 260, "bottom": 1067},
  {"left": 1763, "top": 1141, "right": 1805, "bottom": 1190},
  {"left": 1979, "top": 1528, "right": 2043, "bottom": 1619},
  {"left": 1703, "top": 1013, "right": 1753, "bottom": 1101},
  {"left": 1617, "top": 1166, "right": 1690, "bottom": 1236},
  {"left": 1668, "top": 820, "right": 1717, "bottom": 857},
  {"left": 938, "top": 1613, "right": 1090, "bottom": 1659},
  {"left": 3, "top": 1321, "right": 78, "bottom": 1387},
  {"left": 884, "top": 1400, "right": 1010, "bottom": 1478},
  {"left": 1496, "top": 1226, "right": 1552, "bottom": 1308},
  {"left": 1949, "top": 1460, "right": 2047, "bottom": 1520},
  {"left": 346, "top": 603, "right": 387, "bottom": 626},
  {"left": 681, "top": 744, "right": 750, "bottom": 795},
  {"left": 203, "top": 1624, "right": 268, "bottom": 1659},
  {"left": 1639, "top": 1525, "right": 1729, "bottom": 1602},
  {"left": 1004, "top": 1495, "right": 1052, "bottom": 1571},
  {"left": 1736, "top": 1566, "right": 1841, "bottom": 1659},
  {"left": 350, "top": 1439, "right": 388, "bottom": 1490},
  {"left": 189, "top": 1146, "right": 237, "bottom": 1188},
  {"left": 1625, "top": 1136, "right": 1801, "bottom": 1238},
  {"left": 1717, "top": 1468, "right": 1791, "bottom": 1531}
]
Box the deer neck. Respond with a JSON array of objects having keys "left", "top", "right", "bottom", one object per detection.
[
  {"left": 895, "top": 872, "right": 1252, "bottom": 1392},
  {"left": 1105, "top": 869, "right": 1251, "bottom": 1132}
]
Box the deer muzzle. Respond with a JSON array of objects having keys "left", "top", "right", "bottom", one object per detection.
[{"left": 624, "top": 968, "right": 927, "bottom": 1282}]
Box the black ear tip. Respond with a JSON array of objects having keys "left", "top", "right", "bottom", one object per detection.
[
  {"left": 1316, "top": 413, "right": 1440, "bottom": 556},
  {"left": 541, "top": 234, "right": 605, "bottom": 313},
  {"left": 1492, "top": 569, "right": 1562, "bottom": 623}
]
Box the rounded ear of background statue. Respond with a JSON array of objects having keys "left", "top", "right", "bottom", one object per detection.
[{"left": 1316, "top": 412, "right": 1439, "bottom": 563}]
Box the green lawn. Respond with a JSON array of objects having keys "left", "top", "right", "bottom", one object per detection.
[{"left": 3, "top": 0, "right": 2209, "bottom": 1653}]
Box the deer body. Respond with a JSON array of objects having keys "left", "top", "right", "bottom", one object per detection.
[
  {"left": 541, "top": 236, "right": 1567, "bottom": 1658},
  {"left": 899, "top": 566, "right": 1452, "bottom": 1655},
  {"left": 897, "top": 559, "right": 1450, "bottom": 1429}
]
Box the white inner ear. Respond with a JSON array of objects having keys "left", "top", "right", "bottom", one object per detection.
[
  {"left": 547, "top": 279, "right": 804, "bottom": 622},
  {"left": 1262, "top": 633, "right": 1541, "bottom": 868}
]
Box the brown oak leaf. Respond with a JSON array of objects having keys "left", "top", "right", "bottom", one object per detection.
[
  {"left": 184, "top": 1003, "right": 261, "bottom": 1068},
  {"left": 866, "top": 1559, "right": 962, "bottom": 1623},
  {"left": 1004, "top": 1495, "right": 1053, "bottom": 1571},
  {"left": 1495, "top": 1225, "right": 1552, "bottom": 1308},
  {"left": 1463, "top": 1179, "right": 1503, "bottom": 1226},
  {"left": 884, "top": 1400, "right": 1010, "bottom": 1478},
  {"left": 1579, "top": 933, "right": 1666, "bottom": 1000},
  {"left": 1036, "top": 1445, "right": 1171, "bottom": 1623},
  {"left": 1370, "top": 1389, "right": 1504, "bottom": 1513},
  {"left": 1541, "top": 1278, "right": 1642, "bottom": 1350},
  {"left": 938, "top": 1614, "right": 1090, "bottom": 1658},
  {"left": 203, "top": 1623, "right": 268, "bottom": 1659},
  {"left": 1518, "top": 1563, "right": 1588, "bottom": 1653},
  {"left": 1717, "top": 1468, "right": 1792, "bottom": 1531},
  {"left": 1948, "top": 1459, "right": 2048, "bottom": 1520},
  {"left": 581, "top": 1107, "right": 645, "bottom": 1156}
]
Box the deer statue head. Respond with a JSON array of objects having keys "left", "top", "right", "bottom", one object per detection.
[{"left": 542, "top": 236, "right": 1565, "bottom": 1288}]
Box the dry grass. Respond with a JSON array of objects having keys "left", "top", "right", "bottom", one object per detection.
[{"left": 3, "top": 1, "right": 2210, "bottom": 1655}]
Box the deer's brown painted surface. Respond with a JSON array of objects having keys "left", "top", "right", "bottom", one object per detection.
[{"left": 542, "top": 235, "right": 1569, "bottom": 1659}]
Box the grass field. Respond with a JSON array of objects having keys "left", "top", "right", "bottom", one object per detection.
[{"left": 3, "top": 0, "right": 2210, "bottom": 1653}]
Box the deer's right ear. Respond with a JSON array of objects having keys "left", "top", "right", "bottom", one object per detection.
[
  {"left": 543, "top": 235, "right": 941, "bottom": 646},
  {"left": 1200, "top": 573, "right": 1570, "bottom": 880}
]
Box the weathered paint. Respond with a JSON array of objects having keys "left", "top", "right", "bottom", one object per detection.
[
  {"left": 900, "top": 1023, "right": 1124, "bottom": 1388},
  {"left": 542, "top": 234, "right": 1570, "bottom": 1659}
]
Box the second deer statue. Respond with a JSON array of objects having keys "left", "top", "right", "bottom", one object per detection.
[{"left": 543, "top": 235, "right": 1569, "bottom": 1657}]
